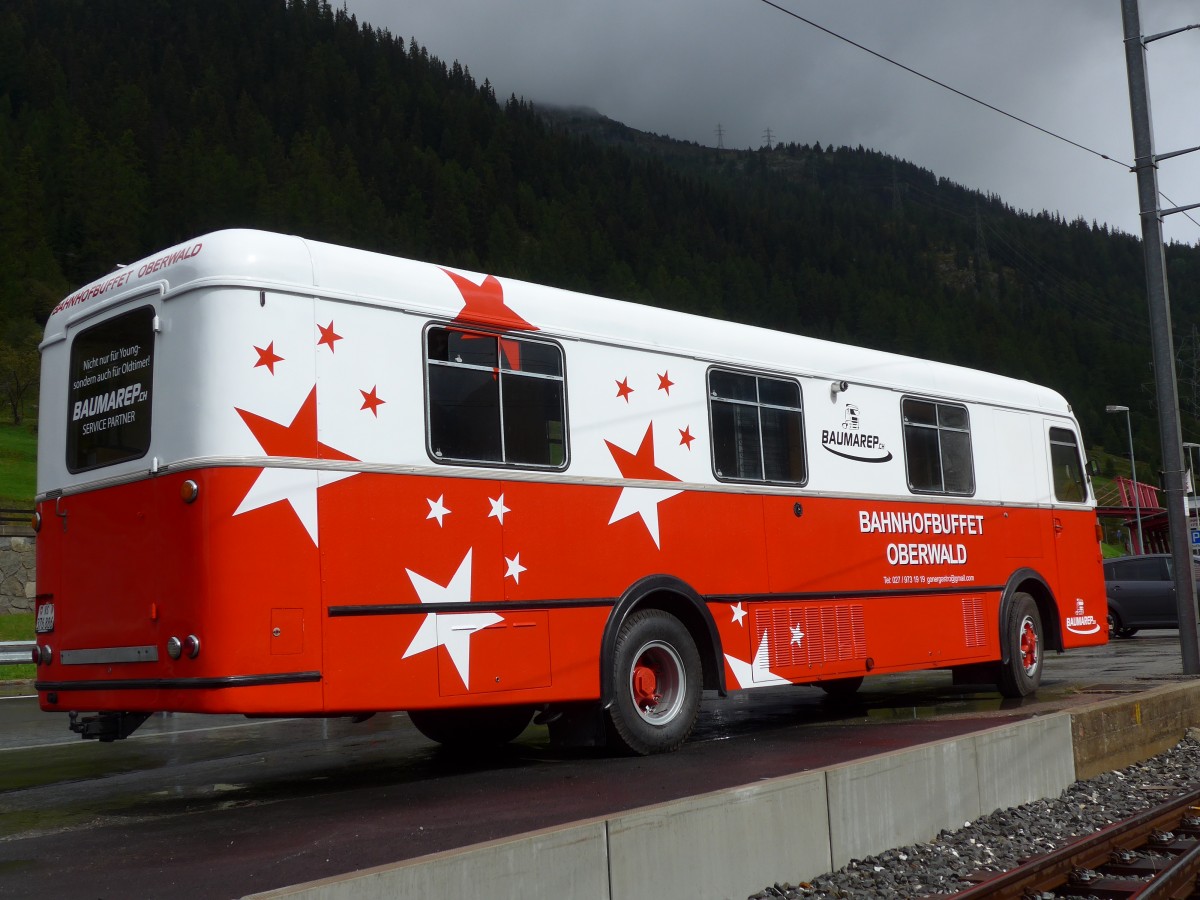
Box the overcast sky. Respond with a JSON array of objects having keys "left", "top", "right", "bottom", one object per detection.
[{"left": 344, "top": 1, "right": 1200, "bottom": 246}]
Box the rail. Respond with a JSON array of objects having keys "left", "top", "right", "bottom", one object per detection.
[
  {"left": 939, "top": 787, "right": 1200, "bottom": 898},
  {"left": 0, "top": 507, "right": 34, "bottom": 534},
  {"left": 0, "top": 641, "right": 35, "bottom": 665}
]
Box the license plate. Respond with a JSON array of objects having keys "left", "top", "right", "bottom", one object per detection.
[{"left": 36, "top": 602, "right": 55, "bottom": 634}]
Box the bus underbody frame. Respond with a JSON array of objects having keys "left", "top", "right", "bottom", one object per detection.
[{"left": 68, "top": 710, "right": 151, "bottom": 742}]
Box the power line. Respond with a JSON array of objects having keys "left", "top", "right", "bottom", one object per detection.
[
  {"left": 755, "top": 0, "right": 1129, "bottom": 167},
  {"left": 753, "top": 0, "right": 1200, "bottom": 234}
]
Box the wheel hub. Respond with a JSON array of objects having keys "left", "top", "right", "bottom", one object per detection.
[
  {"left": 1019, "top": 615, "right": 1040, "bottom": 674},
  {"left": 628, "top": 640, "right": 685, "bottom": 724},
  {"left": 632, "top": 664, "right": 661, "bottom": 710}
]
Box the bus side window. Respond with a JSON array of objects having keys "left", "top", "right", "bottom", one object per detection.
[
  {"left": 901, "top": 398, "right": 975, "bottom": 495},
  {"left": 425, "top": 325, "right": 567, "bottom": 468},
  {"left": 1048, "top": 426, "right": 1086, "bottom": 502},
  {"left": 708, "top": 368, "right": 806, "bottom": 485}
]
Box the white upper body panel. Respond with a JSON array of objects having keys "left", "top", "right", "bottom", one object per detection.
[{"left": 39, "top": 229, "right": 1084, "bottom": 507}]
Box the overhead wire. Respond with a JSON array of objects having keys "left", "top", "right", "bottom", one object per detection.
[
  {"left": 895, "top": 178, "right": 1200, "bottom": 414},
  {"left": 755, "top": 0, "right": 1200, "bottom": 235}
]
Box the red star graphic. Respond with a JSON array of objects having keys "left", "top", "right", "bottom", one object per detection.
[
  {"left": 360, "top": 385, "right": 385, "bottom": 417},
  {"left": 679, "top": 426, "right": 695, "bottom": 450},
  {"left": 605, "top": 423, "right": 681, "bottom": 483},
  {"left": 442, "top": 269, "right": 537, "bottom": 332},
  {"left": 254, "top": 342, "right": 284, "bottom": 374},
  {"left": 658, "top": 371, "right": 674, "bottom": 395},
  {"left": 615, "top": 377, "right": 634, "bottom": 403},
  {"left": 317, "top": 321, "right": 342, "bottom": 352},
  {"left": 236, "top": 386, "right": 358, "bottom": 462}
]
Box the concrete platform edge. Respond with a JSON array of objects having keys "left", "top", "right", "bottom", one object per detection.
[
  {"left": 1072, "top": 680, "right": 1200, "bottom": 780},
  {"left": 244, "top": 681, "right": 1200, "bottom": 900}
]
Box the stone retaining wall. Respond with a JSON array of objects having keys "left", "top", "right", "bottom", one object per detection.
[{"left": 0, "top": 535, "right": 36, "bottom": 615}]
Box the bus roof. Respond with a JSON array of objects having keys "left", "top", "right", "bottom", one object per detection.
[{"left": 45, "top": 229, "right": 1072, "bottom": 415}]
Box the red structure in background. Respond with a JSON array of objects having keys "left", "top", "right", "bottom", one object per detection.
[{"left": 1097, "top": 476, "right": 1168, "bottom": 554}]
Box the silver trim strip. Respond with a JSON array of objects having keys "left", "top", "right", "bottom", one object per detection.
[
  {"left": 60, "top": 645, "right": 159, "bottom": 665},
  {"left": 39, "top": 456, "right": 1084, "bottom": 510}
]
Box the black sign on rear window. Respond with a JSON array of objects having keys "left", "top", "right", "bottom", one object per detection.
[{"left": 66, "top": 306, "right": 155, "bottom": 473}]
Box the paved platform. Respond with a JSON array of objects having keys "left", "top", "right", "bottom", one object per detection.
[
  {"left": 3, "top": 630, "right": 1196, "bottom": 900},
  {"left": 246, "top": 650, "right": 1200, "bottom": 900}
]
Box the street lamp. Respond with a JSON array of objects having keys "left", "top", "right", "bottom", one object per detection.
[{"left": 1107, "top": 405, "right": 1143, "bottom": 555}]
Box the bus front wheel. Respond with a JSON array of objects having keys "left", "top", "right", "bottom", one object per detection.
[
  {"left": 606, "top": 609, "right": 701, "bottom": 755},
  {"left": 997, "top": 592, "right": 1043, "bottom": 698}
]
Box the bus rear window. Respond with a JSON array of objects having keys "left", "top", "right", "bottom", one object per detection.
[{"left": 66, "top": 306, "right": 155, "bottom": 473}]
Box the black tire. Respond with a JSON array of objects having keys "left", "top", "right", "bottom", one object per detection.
[
  {"left": 997, "top": 592, "right": 1043, "bottom": 698},
  {"left": 605, "top": 609, "right": 702, "bottom": 755},
  {"left": 819, "top": 676, "right": 864, "bottom": 698},
  {"left": 407, "top": 705, "right": 533, "bottom": 748},
  {"left": 1107, "top": 608, "right": 1138, "bottom": 639}
]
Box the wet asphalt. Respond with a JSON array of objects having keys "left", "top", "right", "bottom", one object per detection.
[{"left": 0, "top": 630, "right": 1192, "bottom": 899}]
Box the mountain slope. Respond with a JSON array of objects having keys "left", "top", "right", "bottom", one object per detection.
[{"left": 0, "top": 0, "right": 1196, "bottom": 459}]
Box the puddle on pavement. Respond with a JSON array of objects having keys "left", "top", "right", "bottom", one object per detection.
[
  {"left": 1, "top": 770, "right": 269, "bottom": 841},
  {"left": 864, "top": 695, "right": 1028, "bottom": 720},
  {"left": 0, "top": 744, "right": 165, "bottom": 793},
  {"left": 0, "top": 858, "right": 37, "bottom": 877}
]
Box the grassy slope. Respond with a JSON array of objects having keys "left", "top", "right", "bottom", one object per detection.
[
  {"left": 0, "top": 422, "right": 36, "bottom": 508},
  {"left": 0, "top": 613, "right": 34, "bottom": 681},
  {"left": 0, "top": 422, "right": 36, "bottom": 678}
]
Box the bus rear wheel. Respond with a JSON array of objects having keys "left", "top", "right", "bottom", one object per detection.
[
  {"left": 819, "top": 676, "right": 864, "bottom": 698},
  {"left": 997, "top": 592, "right": 1042, "bottom": 698},
  {"left": 407, "top": 705, "right": 533, "bottom": 748},
  {"left": 606, "top": 609, "right": 701, "bottom": 755}
]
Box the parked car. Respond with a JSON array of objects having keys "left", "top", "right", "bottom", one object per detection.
[{"left": 1103, "top": 553, "right": 1191, "bottom": 637}]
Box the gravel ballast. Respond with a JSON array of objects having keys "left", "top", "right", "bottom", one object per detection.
[{"left": 749, "top": 729, "right": 1200, "bottom": 899}]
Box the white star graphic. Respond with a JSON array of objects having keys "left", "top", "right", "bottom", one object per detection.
[
  {"left": 488, "top": 494, "right": 510, "bottom": 524},
  {"left": 234, "top": 468, "right": 353, "bottom": 546},
  {"left": 608, "top": 485, "right": 683, "bottom": 548},
  {"left": 231, "top": 388, "right": 355, "bottom": 547},
  {"left": 402, "top": 549, "right": 502, "bottom": 690},
  {"left": 790, "top": 624, "right": 805, "bottom": 648},
  {"left": 426, "top": 494, "right": 451, "bottom": 526},
  {"left": 605, "top": 425, "right": 684, "bottom": 549},
  {"left": 504, "top": 552, "right": 527, "bottom": 583},
  {"left": 724, "top": 631, "right": 790, "bottom": 689},
  {"left": 731, "top": 602, "right": 747, "bottom": 626}
]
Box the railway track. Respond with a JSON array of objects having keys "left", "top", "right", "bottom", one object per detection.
[{"left": 941, "top": 787, "right": 1200, "bottom": 898}]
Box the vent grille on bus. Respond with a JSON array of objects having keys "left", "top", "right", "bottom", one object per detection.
[
  {"left": 962, "top": 597, "right": 986, "bottom": 648},
  {"left": 755, "top": 604, "right": 866, "bottom": 671}
]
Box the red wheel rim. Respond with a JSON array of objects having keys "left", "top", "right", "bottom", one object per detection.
[
  {"left": 628, "top": 640, "right": 686, "bottom": 724},
  {"left": 632, "top": 663, "right": 659, "bottom": 710},
  {"left": 1018, "top": 614, "right": 1040, "bottom": 675}
]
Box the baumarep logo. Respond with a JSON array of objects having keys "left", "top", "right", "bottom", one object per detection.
[
  {"left": 821, "top": 404, "right": 893, "bottom": 463},
  {"left": 1066, "top": 597, "right": 1101, "bottom": 636}
]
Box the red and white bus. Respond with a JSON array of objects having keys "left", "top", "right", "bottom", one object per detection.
[{"left": 33, "top": 230, "right": 1106, "bottom": 753}]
